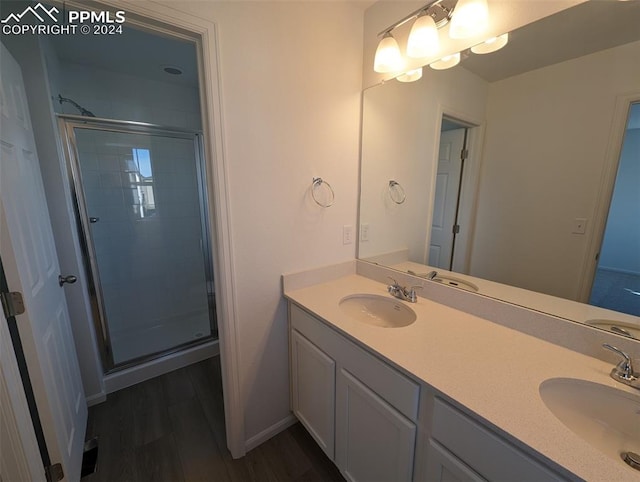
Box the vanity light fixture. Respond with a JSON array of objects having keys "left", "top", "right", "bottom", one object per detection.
[
  {"left": 374, "top": 0, "right": 455, "bottom": 72},
  {"left": 374, "top": 32, "right": 404, "bottom": 73},
  {"left": 396, "top": 68, "right": 423, "bottom": 83},
  {"left": 429, "top": 52, "right": 461, "bottom": 70},
  {"left": 407, "top": 13, "right": 440, "bottom": 58},
  {"left": 470, "top": 33, "right": 509, "bottom": 54},
  {"left": 448, "top": 0, "right": 489, "bottom": 39}
]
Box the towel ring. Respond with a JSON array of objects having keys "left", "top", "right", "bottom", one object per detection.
[
  {"left": 388, "top": 180, "right": 406, "bottom": 204},
  {"left": 311, "top": 177, "right": 335, "bottom": 208}
]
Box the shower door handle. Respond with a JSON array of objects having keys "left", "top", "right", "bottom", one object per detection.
[
  {"left": 89, "top": 217, "right": 99, "bottom": 223},
  {"left": 58, "top": 275, "right": 77, "bottom": 287}
]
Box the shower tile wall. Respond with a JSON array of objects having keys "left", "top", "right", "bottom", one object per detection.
[
  {"left": 76, "top": 129, "right": 211, "bottom": 364},
  {"left": 55, "top": 62, "right": 201, "bottom": 130}
]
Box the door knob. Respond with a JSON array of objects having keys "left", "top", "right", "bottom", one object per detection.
[
  {"left": 58, "top": 275, "right": 77, "bottom": 287},
  {"left": 89, "top": 217, "right": 99, "bottom": 223}
]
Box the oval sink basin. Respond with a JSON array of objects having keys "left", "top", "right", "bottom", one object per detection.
[
  {"left": 339, "top": 294, "right": 416, "bottom": 328},
  {"left": 539, "top": 378, "right": 640, "bottom": 464}
]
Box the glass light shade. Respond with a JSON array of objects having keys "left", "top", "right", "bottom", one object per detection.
[
  {"left": 429, "top": 52, "right": 461, "bottom": 70},
  {"left": 407, "top": 14, "right": 439, "bottom": 58},
  {"left": 471, "top": 33, "right": 509, "bottom": 54},
  {"left": 396, "top": 68, "right": 423, "bottom": 83},
  {"left": 449, "top": 0, "right": 489, "bottom": 39},
  {"left": 374, "top": 33, "right": 404, "bottom": 73}
]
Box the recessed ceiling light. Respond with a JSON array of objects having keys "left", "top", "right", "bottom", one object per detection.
[{"left": 162, "top": 65, "right": 183, "bottom": 75}]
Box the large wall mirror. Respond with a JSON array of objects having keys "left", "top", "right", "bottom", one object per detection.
[{"left": 358, "top": 1, "right": 640, "bottom": 338}]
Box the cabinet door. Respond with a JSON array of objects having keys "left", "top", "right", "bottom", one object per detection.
[
  {"left": 291, "top": 329, "right": 336, "bottom": 459},
  {"left": 425, "top": 439, "right": 487, "bottom": 482},
  {"left": 336, "top": 368, "right": 416, "bottom": 482}
]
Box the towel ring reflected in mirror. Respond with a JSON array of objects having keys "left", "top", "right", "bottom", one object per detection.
[
  {"left": 389, "top": 180, "right": 406, "bottom": 204},
  {"left": 312, "top": 177, "right": 335, "bottom": 208}
]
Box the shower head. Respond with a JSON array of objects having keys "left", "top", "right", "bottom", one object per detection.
[{"left": 58, "top": 95, "right": 96, "bottom": 117}]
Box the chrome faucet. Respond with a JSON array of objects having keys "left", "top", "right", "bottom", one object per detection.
[
  {"left": 407, "top": 270, "right": 438, "bottom": 280},
  {"left": 387, "top": 277, "right": 422, "bottom": 303},
  {"left": 603, "top": 344, "right": 639, "bottom": 389}
]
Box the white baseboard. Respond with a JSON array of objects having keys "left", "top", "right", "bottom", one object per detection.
[
  {"left": 103, "top": 339, "right": 219, "bottom": 394},
  {"left": 85, "top": 391, "right": 106, "bottom": 407},
  {"left": 244, "top": 413, "right": 298, "bottom": 453}
]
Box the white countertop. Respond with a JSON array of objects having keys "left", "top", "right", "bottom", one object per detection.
[{"left": 284, "top": 274, "right": 640, "bottom": 482}]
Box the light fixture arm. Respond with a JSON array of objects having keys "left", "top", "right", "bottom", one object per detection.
[{"left": 376, "top": 0, "right": 455, "bottom": 37}]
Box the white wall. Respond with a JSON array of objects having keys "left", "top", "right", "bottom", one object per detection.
[
  {"left": 152, "top": 0, "right": 364, "bottom": 446},
  {"left": 599, "top": 125, "right": 640, "bottom": 275},
  {"left": 470, "top": 40, "right": 640, "bottom": 300},
  {"left": 359, "top": 67, "right": 487, "bottom": 262}
]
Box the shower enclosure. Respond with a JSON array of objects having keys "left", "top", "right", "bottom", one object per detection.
[{"left": 59, "top": 116, "right": 216, "bottom": 371}]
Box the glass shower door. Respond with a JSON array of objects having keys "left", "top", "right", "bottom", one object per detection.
[{"left": 68, "top": 123, "right": 215, "bottom": 368}]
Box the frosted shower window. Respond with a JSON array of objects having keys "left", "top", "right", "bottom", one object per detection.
[{"left": 75, "top": 128, "right": 213, "bottom": 365}]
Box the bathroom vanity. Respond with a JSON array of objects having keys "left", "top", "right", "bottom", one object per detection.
[{"left": 284, "top": 265, "right": 640, "bottom": 482}]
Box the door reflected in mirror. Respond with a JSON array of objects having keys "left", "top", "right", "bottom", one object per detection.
[{"left": 588, "top": 102, "right": 640, "bottom": 318}]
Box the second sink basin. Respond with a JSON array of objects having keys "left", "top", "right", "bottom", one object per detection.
[
  {"left": 539, "top": 377, "right": 640, "bottom": 465},
  {"left": 339, "top": 294, "right": 416, "bottom": 328}
]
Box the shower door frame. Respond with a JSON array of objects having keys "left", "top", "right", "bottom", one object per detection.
[{"left": 58, "top": 114, "right": 217, "bottom": 373}]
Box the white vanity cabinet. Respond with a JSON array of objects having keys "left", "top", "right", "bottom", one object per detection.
[
  {"left": 288, "top": 301, "right": 570, "bottom": 482},
  {"left": 290, "top": 329, "right": 336, "bottom": 458},
  {"left": 335, "top": 367, "right": 417, "bottom": 481},
  {"left": 425, "top": 398, "right": 567, "bottom": 482},
  {"left": 289, "top": 303, "right": 419, "bottom": 482}
]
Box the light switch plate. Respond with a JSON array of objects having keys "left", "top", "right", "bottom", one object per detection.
[
  {"left": 360, "top": 223, "right": 369, "bottom": 242},
  {"left": 343, "top": 225, "right": 353, "bottom": 245}
]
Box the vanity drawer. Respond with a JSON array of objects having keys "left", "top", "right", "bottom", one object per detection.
[
  {"left": 431, "top": 398, "right": 566, "bottom": 481},
  {"left": 290, "top": 303, "right": 420, "bottom": 421}
]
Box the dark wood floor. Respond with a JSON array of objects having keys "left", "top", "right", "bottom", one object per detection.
[{"left": 84, "top": 357, "right": 344, "bottom": 482}]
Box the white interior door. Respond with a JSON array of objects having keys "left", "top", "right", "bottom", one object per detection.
[
  {"left": 0, "top": 42, "right": 87, "bottom": 481},
  {"left": 1, "top": 307, "right": 45, "bottom": 482},
  {"left": 429, "top": 128, "right": 466, "bottom": 269}
]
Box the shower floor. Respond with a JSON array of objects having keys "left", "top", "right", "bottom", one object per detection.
[{"left": 110, "top": 310, "right": 212, "bottom": 365}]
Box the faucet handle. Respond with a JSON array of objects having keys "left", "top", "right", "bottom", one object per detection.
[
  {"left": 387, "top": 277, "right": 400, "bottom": 296},
  {"left": 603, "top": 344, "right": 638, "bottom": 382},
  {"left": 407, "top": 285, "right": 423, "bottom": 302}
]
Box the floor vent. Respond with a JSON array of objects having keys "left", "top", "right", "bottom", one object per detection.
[{"left": 80, "top": 437, "right": 99, "bottom": 478}]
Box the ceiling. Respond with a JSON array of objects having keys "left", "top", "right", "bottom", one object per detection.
[
  {"left": 462, "top": 1, "right": 640, "bottom": 83},
  {"left": 48, "top": 24, "right": 199, "bottom": 87}
]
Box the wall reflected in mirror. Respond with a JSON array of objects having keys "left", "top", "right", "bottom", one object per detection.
[{"left": 358, "top": 1, "right": 640, "bottom": 337}]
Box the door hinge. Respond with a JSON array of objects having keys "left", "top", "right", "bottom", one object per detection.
[
  {"left": 45, "top": 463, "right": 64, "bottom": 482},
  {"left": 1, "top": 291, "right": 25, "bottom": 318},
  {"left": 461, "top": 149, "right": 469, "bottom": 160},
  {"left": 452, "top": 224, "right": 460, "bottom": 234}
]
